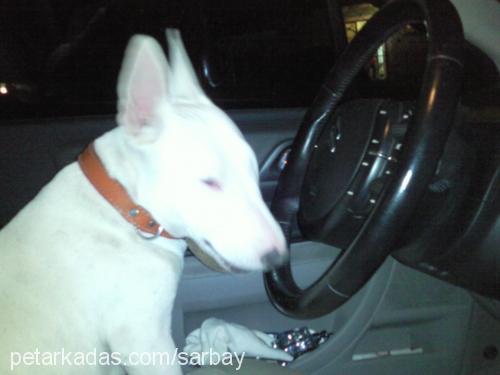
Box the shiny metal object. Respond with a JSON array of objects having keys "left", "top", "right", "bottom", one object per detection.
[
  {"left": 136, "top": 225, "right": 163, "bottom": 240},
  {"left": 269, "top": 327, "right": 331, "bottom": 365}
]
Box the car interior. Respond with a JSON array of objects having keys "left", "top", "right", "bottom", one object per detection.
[{"left": 0, "top": 0, "right": 499, "bottom": 374}]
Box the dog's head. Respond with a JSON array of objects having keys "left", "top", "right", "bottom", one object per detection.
[{"left": 112, "top": 30, "right": 287, "bottom": 272}]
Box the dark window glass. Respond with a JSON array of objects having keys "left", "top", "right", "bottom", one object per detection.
[
  {"left": 342, "top": 3, "right": 428, "bottom": 99},
  {"left": 199, "top": 0, "right": 336, "bottom": 108},
  {"left": 0, "top": 0, "right": 336, "bottom": 119}
]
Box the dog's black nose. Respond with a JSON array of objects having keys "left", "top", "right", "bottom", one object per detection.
[{"left": 261, "top": 249, "right": 287, "bottom": 270}]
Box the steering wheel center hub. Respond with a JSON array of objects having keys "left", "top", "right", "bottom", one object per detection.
[{"left": 299, "top": 100, "right": 410, "bottom": 248}]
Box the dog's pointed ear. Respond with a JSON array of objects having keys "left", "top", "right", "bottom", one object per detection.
[
  {"left": 117, "top": 35, "right": 170, "bottom": 143},
  {"left": 166, "top": 29, "right": 209, "bottom": 103}
]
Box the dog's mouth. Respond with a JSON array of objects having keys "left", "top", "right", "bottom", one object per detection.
[{"left": 186, "top": 238, "right": 249, "bottom": 274}]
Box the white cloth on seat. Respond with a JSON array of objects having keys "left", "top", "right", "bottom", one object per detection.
[{"left": 184, "top": 318, "right": 293, "bottom": 362}]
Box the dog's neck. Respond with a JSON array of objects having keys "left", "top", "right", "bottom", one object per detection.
[
  {"left": 79, "top": 143, "right": 178, "bottom": 240},
  {"left": 94, "top": 130, "right": 142, "bottom": 202},
  {"left": 91, "top": 130, "right": 188, "bottom": 255}
]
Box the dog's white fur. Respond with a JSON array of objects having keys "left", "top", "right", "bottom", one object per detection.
[{"left": 0, "top": 30, "right": 286, "bottom": 374}]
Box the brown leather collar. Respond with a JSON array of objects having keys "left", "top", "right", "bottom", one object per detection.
[{"left": 78, "top": 143, "right": 178, "bottom": 240}]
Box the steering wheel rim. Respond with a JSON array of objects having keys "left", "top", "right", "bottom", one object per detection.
[{"left": 264, "top": 0, "right": 464, "bottom": 319}]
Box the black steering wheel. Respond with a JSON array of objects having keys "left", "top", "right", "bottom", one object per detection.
[{"left": 264, "top": 0, "right": 464, "bottom": 319}]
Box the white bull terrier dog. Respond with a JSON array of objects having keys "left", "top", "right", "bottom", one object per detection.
[{"left": 0, "top": 29, "right": 287, "bottom": 374}]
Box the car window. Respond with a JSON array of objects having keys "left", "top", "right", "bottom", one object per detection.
[
  {"left": 0, "top": 0, "right": 337, "bottom": 119},
  {"left": 342, "top": 2, "right": 427, "bottom": 99},
  {"left": 199, "top": 0, "right": 336, "bottom": 108}
]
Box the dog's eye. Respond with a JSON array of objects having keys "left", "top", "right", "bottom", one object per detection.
[{"left": 201, "top": 178, "right": 222, "bottom": 191}]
